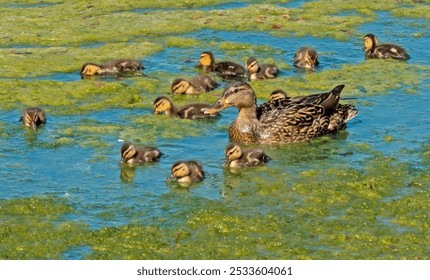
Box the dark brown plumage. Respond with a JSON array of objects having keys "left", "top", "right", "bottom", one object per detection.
[{"left": 81, "top": 59, "right": 144, "bottom": 76}]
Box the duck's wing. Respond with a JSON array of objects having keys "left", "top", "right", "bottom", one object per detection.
[
  {"left": 258, "top": 103, "right": 330, "bottom": 143},
  {"left": 213, "top": 61, "right": 245, "bottom": 77},
  {"left": 375, "top": 44, "right": 410, "bottom": 60},
  {"left": 289, "top": 85, "right": 344, "bottom": 114}
]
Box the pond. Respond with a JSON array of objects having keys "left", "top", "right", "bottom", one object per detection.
[{"left": 0, "top": 0, "right": 429, "bottom": 260}]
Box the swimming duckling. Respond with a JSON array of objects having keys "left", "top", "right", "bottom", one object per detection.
[
  {"left": 293, "top": 46, "right": 319, "bottom": 69},
  {"left": 205, "top": 82, "right": 357, "bottom": 144},
  {"left": 120, "top": 142, "right": 162, "bottom": 164},
  {"left": 20, "top": 107, "right": 46, "bottom": 130},
  {"left": 269, "top": 90, "right": 288, "bottom": 101},
  {"left": 363, "top": 34, "right": 410, "bottom": 60},
  {"left": 171, "top": 74, "right": 218, "bottom": 95},
  {"left": 81, "top": 59, "right": 144, "bottom": 76},
  {"left": 152, "top": 96, "right": 218, "bottom": 119},
  {"left": 196, "top": 51, "right": 245, "bottom": 78},
  {"left": 245, "top": 57, "right": 278, "bottom": 81},
  {"left": 167, "top": 160, "right": 205, "bottom": 183},
  {"left": 224, "top": 143, "right": 271, "bottom": 168}
]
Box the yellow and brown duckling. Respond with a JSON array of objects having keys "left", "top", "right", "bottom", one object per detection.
[
  {"left": 167, "top": 160, "right": 205, "bottom": 183},
  {"left": 196, "top": 51, "right": 245, "bottom": 78},
  {"left": 152, "top": 96, "right": 218, "bottom": 119},
  {"left": 205, "top": 82, "right": 358, "bottom": 144},
  {"left": 171, "top": 74, "right": 218, "bottom": 95},
  {"left": 269, "top": 89, "right": 288, "bottom": 101},
  {"left": 120, "top": 142, "right": 162, "bottom": 164},
  {"left": 224, "top": 143, "right": 271, "bottom": 168},
  {"left": 245, "top": 57, "right": 278, "bottom": 81},
  {"left": 81, "top": 59, "right": 144, "bottom": 76},
  {"left": 363, "top": 34, "right": 410, "bottom": 60},
  {"left": 20, "top": 107, "right": 46, "bottom": 130},
  {"left": 293, "top": 46, "right": 319, "bottom": 69}
]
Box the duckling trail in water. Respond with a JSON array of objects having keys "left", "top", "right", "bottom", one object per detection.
[{"left": 206, "top": 82, "right": 358, "bottom": 144}]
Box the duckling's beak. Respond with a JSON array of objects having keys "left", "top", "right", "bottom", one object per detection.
[
  {"left": 153, "top": 109, "right": 161, "bottom": 115},
  {"left": 195, "top": 61, "right": 202, "bottom": 68},
  {"left": 166, "top": 174, "right": 176, "bottom": 183},
  {"left": 222, "top": 158, "right": 231, "bottom": 168},
  {"left": 30, "top": 122, "right": 37, "bottom": 130},
  {"left": 205, "top": 97, "right": 228, "bottom": 114}
]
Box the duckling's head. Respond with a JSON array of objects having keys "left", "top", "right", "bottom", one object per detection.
[
  {"left": 153, "top": 96, "right": 173, "bottom": 115},
  {"left": 171, "top": 78, "right": 191, "bottom": 94},
  {"left": 224, "top": 143, "right": 243, "bottom": 166},
  {"left": 305, "top": 48, "right": 319, "bottom": 68},
  {"left": 81, "top": 63, "right": 103, "bottom": 76},
  {"left": 21, "top": 107, "right": 46, "bottom": 130},
  {"left": 167, "top": 161, "right": 191, "bottom": 182},
  {"left": 196, "top": 51, "right": 215, "bottom": 68},
  {"left": 270, "top": 89, "right": 288, "bottom": 101},
  {"left": 245, "top": 57, "right": 260, "bottom": 74},
  {"left": 364, "top": 34, "right": 377, "bottom": 51},
  {"left": 205, "top": 82, "right": 256, "bottom": 114},
  {"left": 120, "top": 142, "right": 137, "bottom": 163}
]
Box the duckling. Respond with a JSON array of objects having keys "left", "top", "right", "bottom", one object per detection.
[
  {"left": 80, "top": 59, "right": 144, "bottom": 76},
  {"left": 152, "top": 96, "right": 218, "bottom": 119},
  {"left": 19, "top": 107, "right": 46, "bottom": 130},
  {"left": 293, "top": 46, "right": 319, "bottom": 69},
  {"left": 205, "top": 82, "right": 358, "bottom": 144},
  {"left": 224, "top": 143, "right": 271, "bottom": 168},
  {"left": 363, "top": 34, "right": 410, "bottom": 60},
  {"left": 167, "top": 160, "right": 205, "bottom": 183},
  {"left": 269, "top": 89, "right": 288, "bottom": 101},
  {"left": 120, "top": 142, "right": 162, "bottom": 164},
  {"left": 196, "top": 51, "right": 245, "bottom": 78},
  {"left": 171, "top": 74, "right": 218, "bottom": 95},
  {"left": 245, "top": 57, "right": 278, "bottom": 81}
]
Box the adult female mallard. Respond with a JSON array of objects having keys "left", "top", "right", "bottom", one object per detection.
[
  {"left": 363, "top": 34, "right": 410, "bottom": 60},
  {"left": 293, "top": 46, "right": 319, "bottom": 69},
  {"left": 20, "top": 107, "right": 46, "bottom": 130},
  {"left": 81, "top": 59, "right": 144, "bottom": 76},
  {"left": 171, "top": 74, "right": 217, "bottom": 94},
  {"left": 120, "top": 142, "right": 162, "bottom": 164},
  {"left": 245, "top": 57, "right": 278, "bottom": 81},
  {"left": 152, "top": 96, "right": 218, "bottom": 119},
  {"left": 167, "top": 160, "right": 205, "bottom": 183},
  {"left": 196, "top": 51, "right": 245, "bottom": 78},
  {"left": 205, "top": 82, "right": 357, "bottom": 144},
  {"left": 224, "top": 143, "right": 271, "bottom": 168}
]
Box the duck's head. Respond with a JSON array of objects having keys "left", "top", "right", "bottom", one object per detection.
[
  {"left": 80, "top": 63, "right": 103, "bottom": 76},
  {"left": 167, "top": 161, "right": 191, "bottom": 182},
  {"left": 153, "top": 96, "right": 173, "bottom": 115},
  {"left": 305, "top": 48, "right": 319, "bottom": 68},
  {"left": 120, "top": 142, "right": 137, "bottom": 163},
  {"left": 21, "top": 107, "right": 46, "bottom": 130},
  {"left": 270, "top": 89, "right": 288, "bottom": 101},
  {"left": 205, "top": 82, "right": 256, "bottom": 114},
  {"left": 364, "top": 34, "right": 377, "bottom": 51},
  {"left": 196, "top": 51, "right": 215, "bottom": 68},
  {"left": 171, "top": 78, "right": 191, "bottom": 94},
  {"left": 224, "top": 143, "right": 243, "bottom": 166},
  {"left": 245, "top": 57, "right": 260, "bottom": 74}
]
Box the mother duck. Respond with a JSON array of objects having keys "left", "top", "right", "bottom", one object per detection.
[{"left": 205, "top": 82, "right": 358, "bottom": 144}]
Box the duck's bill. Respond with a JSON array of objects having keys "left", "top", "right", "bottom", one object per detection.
[
  {"left": 166, "top": 175, "right": 176, "bottom": 183},
  {"left": 153, "top": 109, "right": 162, "bottom": 115},
  {"left": 204, "top": 98, "right": 228, "bottom": 114}
]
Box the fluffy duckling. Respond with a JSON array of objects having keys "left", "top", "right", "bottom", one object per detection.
[
  {"left": 167, "top": 160, "right": 205, "bottom": 183},
  {"left": 81, "top": 59, "right": 144, "bottom": 76},
  {"left": 224, "top": 143, "right": 271, "bottom": 168},
  {"left": 152, "top": 96, "right": 218, "bottom": 119},
  {"left": 245, "top": 57, "right": 278, "bottom": 81},
  {"left": 120, "top": 142, "right": 162, "bottom": 164},
  {"left": 20, "top": 107, "right": 46, "bottom": 130},
  {"left": 363, "top": 34, "right": 410, "bottom": 60},
  {"left": 205, "top": 82, "right": 357, "bottom": 144},
  {"left": 293, "top": 46, "right": 319, "bottom": 69},
  {"left": 196, "top": 51, "right": 245, "bottom": 78},
  {"left": 171, "top": 74, "right": 218, "bottom": 95},
  {"left": 269, "top": 89, "right": 288, "bottom": 101}
]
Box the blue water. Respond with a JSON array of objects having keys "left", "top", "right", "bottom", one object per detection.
[{"left": 1, "top": 5, "right": 429, "bottom": 259}]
